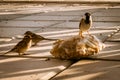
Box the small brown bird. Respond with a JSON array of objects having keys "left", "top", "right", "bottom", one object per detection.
[
  {"left": 4, "top": 35, "right": 32, "bottom": 56},
  {"left": 24, "top": 31, "right": 58, "bottom": 46},
  {"left": 79, "top": 12, "right": 92, "bottom": 38}
]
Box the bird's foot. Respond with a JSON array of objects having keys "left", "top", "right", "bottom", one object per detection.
[
  {"left": 89, "top": 34, "right": 94, "bottom": 39},
  {"left": 88, "top": 34, "right": 93, "bottom": 38},
  {"left": 23, "top": 53, "right": 29, "bottom": 55},
  {"left": 45, "top": 58, "right": 50, "bottom": 61},
  {"left": 80, "top": 35, "right": 84, "bottom": 39},
  {"left": 18, "top": 53, "right": 29, "bottom": 56}
]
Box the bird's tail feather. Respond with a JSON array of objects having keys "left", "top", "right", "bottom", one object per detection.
[
  {"left": 44, "top": 38, "right": 58, "bottom": 41},
  {"left": 4, "top": 50, "right": 12, "bottom": 55}
]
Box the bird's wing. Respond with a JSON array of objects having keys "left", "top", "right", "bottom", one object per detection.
[
  {"left": 37, "top": 35, "right": 45, "bottom": 39},
  {"left": 31, "top": 33, "right": 44, "bottom": 39},
  {"left": 11, "top": 40, "right": 27, "bottom": 51},
  {"left": 79, "top": 18, "right": 85, "bottom": 29}
]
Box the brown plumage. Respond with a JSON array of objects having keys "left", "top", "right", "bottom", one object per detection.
[
  {"left": 79, "top": 12, "right": 92, "bottom": 38},
  {"left": 4, "top": 35, "right": 32, "bottom": 56},
  {"left": 24, "top": 31, "right": 58, "bottom": 46}
]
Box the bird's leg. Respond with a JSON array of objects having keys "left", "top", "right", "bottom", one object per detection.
[
  {"left": 81, "top": 34, "right": 84, "bottom": 38},
  {"left": 18, "top": 53, "right": 21, "bottom": 56},
  {"left": 79, "top": 31, "right": 84, "bottom": 38},
  {"left": 79, "top": 30, "right": 81, "bottom": 35}
]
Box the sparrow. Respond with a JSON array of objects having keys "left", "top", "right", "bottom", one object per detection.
[
  {"left": 24, "top": 31, "right": 58, "bottom": 46},
  {"left": 79, "top": 12, "right": 92, "bottom": 38},
  {"left": 4, "top": 35, "right": 32, "bottom": 56}
]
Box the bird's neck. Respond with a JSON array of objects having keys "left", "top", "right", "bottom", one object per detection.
[{"left": 85, "top": 16, "right": 91, "bottom": 24}]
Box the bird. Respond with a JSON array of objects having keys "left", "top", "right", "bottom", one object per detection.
[
  {"left": 4, "top": 35, "right": 32, "bottom": 56},
  {"left": 79, "top": 12, "right": 92, "bottom": 38},
  {"left": 24, "top": 31, "right": 58, "bottom": 46}
]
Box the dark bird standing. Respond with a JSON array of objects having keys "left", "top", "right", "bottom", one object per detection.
[
  {"left": 4, "top": 35, "right": 32, "bottom": 56},
  {"left": 24, "top": 31, "right": 58, "bottom": 46},
  {"left": 79, "top": 12, "right": 92, "bottom": 38}
]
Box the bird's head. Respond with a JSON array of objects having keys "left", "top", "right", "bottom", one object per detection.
[
  {"left": 85, "top": 12, "right": 91, "bottom": 17},
  {"left": 23, "top": 35, "right": 32, "bottom": 40},
  {"left": 24, "top": 31, "right": 33, "bottom": 35}
]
